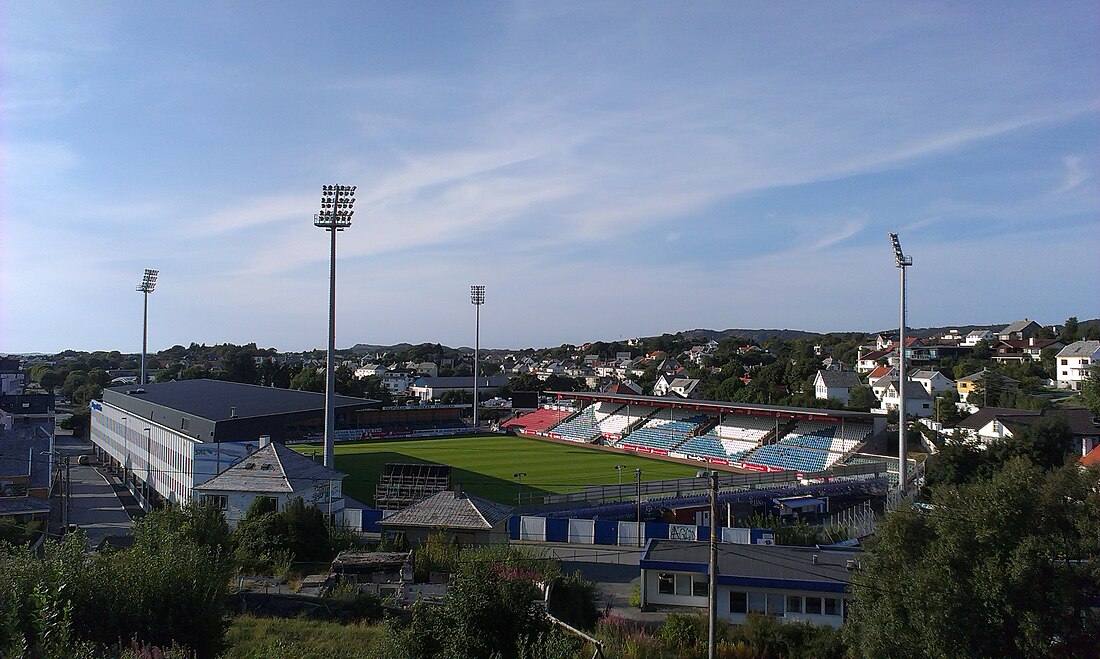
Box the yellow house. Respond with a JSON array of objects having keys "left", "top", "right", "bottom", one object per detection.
[{"left": 955, "top": 369, "right": 1019, "bottom": 403}]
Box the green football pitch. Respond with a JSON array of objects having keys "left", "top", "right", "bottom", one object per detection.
[{"left": 292, "top": 434, "right": 704, "bottom": 506}]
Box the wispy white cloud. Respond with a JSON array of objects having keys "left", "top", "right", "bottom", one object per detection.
[{"left": 1053, "top": 155, "right": 1089, "bottom": 195}]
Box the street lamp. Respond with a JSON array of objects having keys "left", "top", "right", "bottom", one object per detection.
[
  {"left": 143, "top": 427, "right": 152, "bottom": 508},
  {"left": 697, "top": 469, "right": 719, "bottom": 659},
  {"left": 513, "top": 471, "right": 527, "bottom": 506},
  {"left": 614, "top": 464, "right": 627, "bottom": 485},
  {"left": 889, "top": 233, "right": 913, "bottom": 491},
  {"left": 136, "top": 268, "right": 158, "bottom": 386},
  {"left": 120, "top": 416, "right": 129, "bottom": 482},
  {"left": 315, "top": 184, "right": 356, "bottom": 469},
  {"left": 471, "top": 285, "right": 485, "bottom": 428}
]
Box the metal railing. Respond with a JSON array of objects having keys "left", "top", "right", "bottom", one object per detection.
[{"left": 542, "top": 460, "right": 890, "bottom": 505}]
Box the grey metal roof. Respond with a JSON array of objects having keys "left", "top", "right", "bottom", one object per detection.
[
  {"left": 816, "top": 370, "right": 861, "bottom": 388},
  {"left": 881, "top": 379, "right": 932, "bottom": 399},
  {"left": 1000, "top": 319, "right": 1041, "bottom": 334},
  {"left": 643, "top": 540, "right": 858, "bottom": 586},
  {"left": 193, "top": 442, "right": 345, "bottom": 493},
  {"left": 0, "top": 425, "right": 52, "bottom": 490},
  {"left": 910, "top": 370, "right": 951, "bottom": 382},
  {"left": 1057, "top": 340, "right": 1100, "bottom": 358},
  {"left": 378, "top": 490, "right": 512, "bottom": 530},
  {"left": 105, "top": 379, "right": 376, "bottom": 422},
  {"left": 411, "top": 376, "right": 511, "bottom": 389},
  {"left": 0, "top": 497, "right": 51, "bottom": 516}
]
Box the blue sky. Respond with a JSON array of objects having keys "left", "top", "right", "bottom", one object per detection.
[{"left": 2, "top": 2, "right": 1097, "bottom": 353}]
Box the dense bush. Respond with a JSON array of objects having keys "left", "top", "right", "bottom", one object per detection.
[
  {"left": 232, "top": 496, "right": 341, "bottom": 572},
  {"left": 0, "top": 521, "right": 232, "bottom": 658}
]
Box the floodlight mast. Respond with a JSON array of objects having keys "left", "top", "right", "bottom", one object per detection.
[
  {"left": 315, "top": 185, "right": 356, "bottom": 469},
  {"left": 889, "top": 233, "right": 912, "bottom": 492},
  {"left": 136, "top": 269, "right": 158, "bottom": 386},
  {"left": 471, "top": 286, "right": 485, "bottom": 428}
]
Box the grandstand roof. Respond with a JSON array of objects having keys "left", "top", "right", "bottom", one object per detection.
[
  {"left": 547, "top": 391, "right": 877, "bottom": 421},
  {"left": 103, "top": 379, "right": 376, "bottom": 422}
]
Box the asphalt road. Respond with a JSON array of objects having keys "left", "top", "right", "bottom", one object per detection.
[{"left": 54, "top": 436, "right": 134, "bottom": 548}]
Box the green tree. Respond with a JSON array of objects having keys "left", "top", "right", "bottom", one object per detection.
[
  {"left": 846, "top": 460, "right": 1100, "bottom": 658},
  {"left": 289, "top": 366, "right": 324, "bottom": 392},
  {"left": 1080, "top": 365, "right": 1100, "bottom": 416},
  {"left": 1060, "top": 316, "right": 1080, "bottom": 343},
  {"left": 970, "top": 339, "right": 992, "bottom": 361},
  {"left": 845, "top": 385, "right": 877, "bottom": 411},
  {"left": 281, "top": 496, "right": 331, "bottom": 561},
  {"left": 932, "top": 389, "right": 963, "bottom": 426}
]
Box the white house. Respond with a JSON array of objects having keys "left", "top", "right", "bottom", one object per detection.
[
  {"left": 856, "top": 347, "right": 894, "bottom": 374},
  {"left": 813, "top": 370, "right": 861, "bottom": 405},
  {"left": 653, "top": 376, "right": 700, "bottom": 399},
  {"left": 354, "top": 364, "right": 387, "bottom": 379},
  {"left": 868, "top": 367, "right": 898, "bottom": 400},
  {"left": 406, "top": 362, "right": 439, "bottom": 378},
  {"left": 909, "top": 370, "right": 955, "bottom": 397},
  {"left": 381, "top": 371, "right": 414, "bottom": 395},
  {"left": 954, "top": 407, "right": 1100, "bottom": 455},
  {"left": 193, "top": 438, "right": 348, "bottom": 528},
  {"left": 1055, "top": 341, "right": 1100, "bottom": 391},
  {"left": 998, "top": 319, "right": 1042, "bottom": 341},
  {"left": 878, "top": 379, "right": 933, "bottom": 417},
  {"left": 962, "top": 330, "right": 995, "bottom": 347}
]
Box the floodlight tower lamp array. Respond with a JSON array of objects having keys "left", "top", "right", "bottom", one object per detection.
[
  {"left": 316, "top": 184, "right": 356, "bottom": 469},
  {"left": 888, "top": 232, "right": 912, "bottom": 492},
  {"left": 471, "top": 285, "right": 485, "bottom": 428},
  {"left": 137, "top": 268, "right": 159, "bottom": 386}
]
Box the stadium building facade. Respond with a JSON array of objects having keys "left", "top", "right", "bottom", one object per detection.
[{"left": 89, "top": 379, "right": 378, "bottom": 510}]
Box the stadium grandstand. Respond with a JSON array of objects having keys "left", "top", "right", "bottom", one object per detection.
[{"left": 501, "top": 391, "right": 883, "bottom": 475}]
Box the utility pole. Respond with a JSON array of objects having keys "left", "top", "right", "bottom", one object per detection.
[
  {"left": 708, "top": 470, "right": 718, "bottom": 659},
  {"left": 889, "top": 233, "right": 912, "bottom": 492},
  {"left": 64, "top": 455, "right": 71, "bottom": 529},
  {"left": 635, "top": 468, "right": 642, "bottom": 547},
  {"left": 513, "top": 471, "right": 527, "bottom": 506}
]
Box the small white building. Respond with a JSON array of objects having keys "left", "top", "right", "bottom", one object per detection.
[
  {"left": 813, "top": 370, "right": 861, "bottom": 405},
  {"left": 640, "top": 541, "right": 856, "bottom": 628},
  {"left": 962, "top": 330, "right": 995, "bottom": 347},
  {"left": 1055, "top": 341, "right": 1100, "bottom": 391},
  {"left": 909, "top": 370, "right": 955, "bottom": 397},
  {"left": 653, "top": 376, "right": 700, "bottom": 399},
  {"left": 193, "top": 439, "right": 348, "bottom": 528},
  {"left": 355, "top": 364, "right": 387, "bottom": 379},
  {"left": 408, "top": 375, "right": 511, "bottom": 402},
  {"left": 381, "top": 371, "right": 414, "bottom": 395}
]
